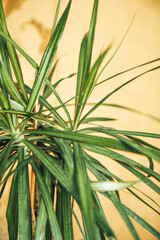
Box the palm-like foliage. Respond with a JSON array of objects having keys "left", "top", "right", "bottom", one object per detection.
[{"left": 0, "top": 0, "right": 160, "bottom": 239}]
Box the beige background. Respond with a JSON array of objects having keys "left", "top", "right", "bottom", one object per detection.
[{"left": 0, "top": 0, "right": 160, "bottom": 239}]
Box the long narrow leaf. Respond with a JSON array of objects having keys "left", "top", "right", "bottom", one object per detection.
[
  {"left": 26, "top": 1, "right": 71, "bottom": 112},
  {"left": 46, "top": 78, "right": 72, "bottom": 128},
  {"left": 123, "top": 205, "right": 160, "bottom": 239},
  {"left": 73, "top": 142, "right": 96, "bottom": 239},
  {"left": 88, "top": 161, "right": 140, "bottom": 240},
  {"left": 34, "top": 167, "right": 51, "bottom": 240},
  {"left": 82, "top": 144, "right": 160, "bottom": 181},
  {"left": 25, "top": 85, "right": 68, "bottom": 129},
  {"left": 74, "top": 34, "right": 87, "bottom": 114},
  {"left": 6, "top": 172, "right": 18, "bottom": 240},
  {"left": 0, "top": 59, "right": 26, "bottom": 108},
  {"left": 0, "top": 0, "right": 28, "bottom": 102},
  {"left": 93, "top": 192, "right": 117, "bottom": 240},
  {"left": 61, "top": 187, "right": 73, "bottom": 239},
  {"left": 0, "top": 92, "right": 15, "bottom": 131},
  {"left": 24, "top": 128, "right": 141, "bottom": 153},
  {"left": 103, "top": 103, "right": 160, "bottom": 122},
  {"left": 91, "top": 180, "right": 140, "bottom": 192},
  {"left": 0, "top": 29, "right": 38, "bottom": 70},
  {"left": 23, "top": 138, "right": 77, "bottom": 196},
  {"left": 74, "top": 47, "right": 111, "bottom": 130},
  {"left": 17, "top": 146, "right": 32, "bottom": 240},
  {"left": 30, "top": 159, "right": 62, "bottom": 240},
  {"left": 0, "top": 137, "right": 13, "bottom": 183},
  {"left": 80, "top": 66, "right": 160, "bottom": 124},
  {"left": 83, "top": 0, "right": 98, "bottom": 80}
]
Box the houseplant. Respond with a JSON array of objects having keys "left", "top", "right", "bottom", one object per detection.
[{"left": 0, "top": 0, "right": 160, "bottom": 239}]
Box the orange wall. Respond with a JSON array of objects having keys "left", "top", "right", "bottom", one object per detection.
[{"left": 0, "top": 0, "right": 160, "bottom": 239}]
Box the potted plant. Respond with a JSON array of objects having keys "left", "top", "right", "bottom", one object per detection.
[{"left": 0, "top": 0, "right": 160, "bottom": 239}]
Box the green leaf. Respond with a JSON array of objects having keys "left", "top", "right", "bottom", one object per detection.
[
  {"left": 127, "top": 188, "right": 160, "bottom": 215},
  {"left": 0, "top": 138, "right": 13, "bottom": 183},
  {"left": 51, "top": 0, "right": 61, "bottom": 35},
  {"left": 24, "top": 128, "right": 141, "bottom": 153},
  {"left": 80, "top": 66, "right": 160, "bottom": 124},
  {"left": 74, "top": 34, "right": 88, "bottom": 114},
  {"left": 0, "top": 24, "right": 12, "bottom": 78},
  {"left": 105, "top": 129, "right": 160, "bottom": 164},
  {"left": 34, "top": 167, "right": 51, "bottom": 240},
  {"left": 30, "top": 159, "right": 62, "bottom": 240},
  {"left": 102, "top": 103, "right": 160, "bottom": 122},
  {"left": 94, "top": 209, "right": 117, "bottom": 240},
  {"left": 0, "top": 60, "right": 26, "bottom": 108},
  {"left": 93, "top": 192, "right": 117, "bottom": 240},
  {"left": 83, "top": 0, "right": 99, "bottom": 80},
  {"left": 45, "top": 78, "right": 72, "bottom": 128},
  {"left": 91, "top": 180, "right": 140, "bottom": 192},
  {"left": 0, "top": 92, "right": 15, "bottom": 131},
  {"left": 42, "top": 58, "right": 59, "bottom": 97},
  {"left": 88, "top": 162, "right": 140, "bottom": 240},
  {"left": 0, "top": 1, "right": 28, "bottom": 102},
  {"left": 106, "top": 191, "right": 140, "bottom": 240},
  {"left": 105, "top": 129, "right": 160, "bottom": 139},
  {"left": 26, "top": 0, "right": 71, "bottom": 112},
  {"left": 81, "top": 117, "right": 116, "bottom": 124},
  {"left": 124, "top": 205, "right": 160, "bottom": 239},
  {"left": 25, "top": 85, "right": 68, "bottom": 129},
  {"left": 0, "top": 112, "right": 9, "bottom": 127},
  {"left": 85, "top": 151, "right": 119, "bottom": 180},
  {"left": 43, "top": 73, "right": 76, "bottom": 100},
  {"left": 1, "top": 156, "right": 30, "bottom": 186},
  {"left": 23, "top": 138, "right": 77, "bottom": 196},
  {"left": 127, "top": 135, "right": 160, "bottom": 152},
  {"left": 61, "top": 187, "right": 73, "bottom": 240},
  {"left": 73, "top": 142, "right": 96, "bottom": 239},
  {"left": 0, "top": 28, "right": 38, "bottom": 70},
  {"left": 81, "top": 126, "right": 160, "bottom": 166},
  {"left": 95, "top": 14, "right": 137, "bottom": 88},
  {"left": 72, "top": 209, "right": 86, "bottom": 240},
  {"left": 10, "top": 100, "right": 25, "bottom": 111},
  {"left": 17, "top": 146, "right": 32, "bottom": 240},
  {"left": 54, "top": 138, "right": 74, "bottom": 176},
  {"left": 74, "top": 47, "right": 111, "bottom": 130},
  {"left": 119, "top": 163, "right": 160, "bottom": 195},
  {"left": 6, "top": 172, "right": 18, "bottom": 240},
  {"left": 85, "top": 152, "right": 160, "bottom": 214},
  {"left": 82, "top": 144, "right": 160, "bottom": 181},
  {"left": 96, "top": 58, "right": 160, "bottom": 87}
]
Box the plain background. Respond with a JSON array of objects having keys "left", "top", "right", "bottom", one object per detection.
[{"left": 0, "top": 0, "right": 160, "bottom": 239}]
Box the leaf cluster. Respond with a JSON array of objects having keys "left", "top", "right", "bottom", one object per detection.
[{"left": 0, "top": 0, "right": 160, "bottom": 239}]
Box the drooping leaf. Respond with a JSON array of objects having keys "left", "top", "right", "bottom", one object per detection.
[{"left": 80, "top": 66, "right": 160, "bottom": 124}]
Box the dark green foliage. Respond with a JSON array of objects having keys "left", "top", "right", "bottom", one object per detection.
[{"left": 0, "top": 0, "right": 160, "bottom": 239}]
